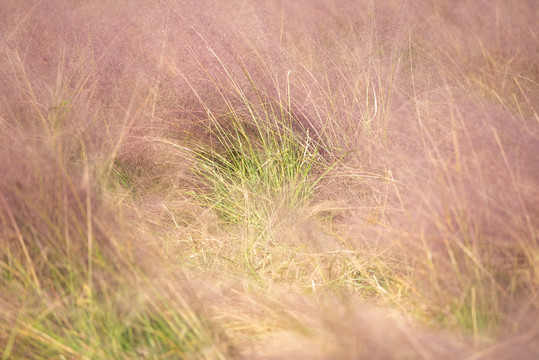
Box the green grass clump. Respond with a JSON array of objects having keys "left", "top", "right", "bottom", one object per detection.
[
  {"left": 192, "top": 112, "right": 324, "bottom": 227},
  {"left": 3, "top": 288, "right": 221, "bottom": 360}
]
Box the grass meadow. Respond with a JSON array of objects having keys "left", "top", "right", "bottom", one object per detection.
[{"left": 1, "top": 0, "right": 538, "bottom": 358}]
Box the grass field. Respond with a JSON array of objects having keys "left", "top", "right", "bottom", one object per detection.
[{"left": 1, "top": 0, "right": 538, "bottom": 358}]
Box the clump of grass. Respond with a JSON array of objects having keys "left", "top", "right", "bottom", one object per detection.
[
  {"left": 192, "top": 110, "right": 323, "bottom": 227},
  {"left": 3, "top": 286, "right": 223, "bottom": 359},
  {"left": 177, "top": 41, "right": 337, "bottom": 231},
  {"left": 0, "top": 145, "right": 228, "bottom": 359}
]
